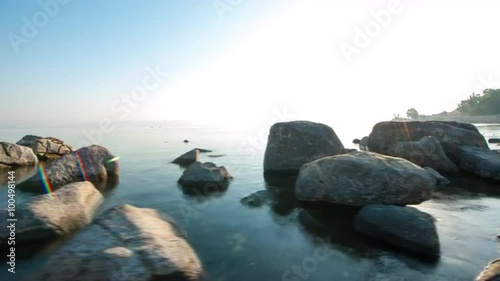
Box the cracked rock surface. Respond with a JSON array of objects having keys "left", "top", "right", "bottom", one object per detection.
[
  {"left": 0, "top": 142, "right": 38, "bottom": 168},
  {"left": 16, "top": 135, "right": 75, "bottom": 160}
]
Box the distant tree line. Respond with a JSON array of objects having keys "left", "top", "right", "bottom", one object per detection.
[{"left": 457, "top": 89, "right": 500, "bottom": 116}]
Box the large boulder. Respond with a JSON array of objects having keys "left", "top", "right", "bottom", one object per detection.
[
  {"left": 295, "top": 151, "right": 435, "bottom": 206},
  {"left": 0, "top": 142, "right": 38, "bottom": 168},
  {"left": 178, "top": 162, "right": 232, "bottom": 194},
  {"left": 0, "top": 181, "right": 103, "bottom": 245},
  {"left": 368, "top": 121, "right": 488, "bottom": 161},
  {"left": 475, "top": 259, "right": 500, "bottom": 281},
  {"left": 18, "top": 145, "right": 119, "bottom": 193},
  {"left": 35, "top": 204, "right": 205, "bottom": 281},
  {"left": 354, "top": 205, "right": 440, "bottom": 258},
  {"left": 385, "top": 136, "right": 458, "bottom": 173},
  {"left": 16, "top": 135, "right": 75, "bottom": 160},
  {"left": 173, "top": 149, "right": 199, "bottom": 165},
  {"left": 455, "top": 146, "right": 500, "bottom": 180},
  {"left": 263, "top": 121, "right": 345, "bottom": 174}
]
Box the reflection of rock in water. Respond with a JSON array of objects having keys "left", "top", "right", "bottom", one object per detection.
[
  {"left": 263, "top": 173, "right": 298, "bottom": 217},
  {"left": 0, "top": 165, "right": 37, "bottom": 186},
  {"left": 297, "top": 204, "right": 369, "bottom": 257}
]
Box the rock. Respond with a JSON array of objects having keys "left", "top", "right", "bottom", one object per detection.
[
  {"left": 475, "top": 259, "right": 500, "bottom": 281},
  {"left": 183, "top": 140, "right": 189, "bottom": 143},
  {"left": 385, "top": 136, "right": 458, "bottom": 173},
  {"left": 368, "top": 121, "right": 488, "bottom": 161},
  {"left": 18, "top": 145, "right": 119, "bottom": 193},
  {"left": 455, "top": 146, "right": 500, "bottom": 180},
  {"left": 173, "top": 149, "right": 199, "bottom": 165},
  {"left": 295, "top": 151, "right": 435, "bottom": 206},
  {"left": 178, "top": 162, "right": 232, "bottom": 194},
  {"left": 353, "top": 138, "right": 361, "bottom": 144},
  {"left": 354, "top": 205, "right": 440, "bottom": 258},
  {"left": 359, "top": 136, "right": 369, "bottom": 151},
  {"left": 264, "top": 121, "right": 345, "bottom": 174},
  {"left": 16, "top": 135, "right": 75, "bottom": 160},
  {"left": 345, "top": 148, "right": 358, "bottom": 153},
  {"left": 489, "top": 138, "right": 500, "bottom": 144},
  {"left": 424, "top": 167, "right": 450, "bottom": 186},
  {"left": 240, "top": 190, "right": 271, "bottom": 207},
  {"left": 35, "top": 204, "right": 205, "bottom": 281},
  {"left": 0, "top": 142, "right": 38, "bottom": 167},
  {"left": 0, "top": 182, "right": 102, "bottom": 245},
  {"left": 195, "top": 148, "right": 212, "bottom": 153}
]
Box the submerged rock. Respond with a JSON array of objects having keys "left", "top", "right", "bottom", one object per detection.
[
  {"left": 0, "top": 142, "right": 38, "bottom": 168},
  {"left": 264, "top": 121, "right": 345, "bottom": 174},
  {"left": 489, "top": 138, "right": 500, "bottom": 144},
  {"left": 240, "top": 190, "right": 271, "bottom": 207},
  {"left": 295, "top": 152, "right": 435, "bottom": 206},
  {"left": 173, "top": 149, "right": 199, "bottom": 165},
  {"left": 386, "top": 136, "right": 458, "bottom": 173},
  {"left": 368, "top": 121, "right": 488, "bottom": 161},
  {"left": 0, "top": 181, "right": 102, "bottom": 244},
  {"left": 16, "top": 135, "right": 75, "bottom": 160},
  {"left": 35, "top": 204, "right": 205, "bottom": 281},
  {"left": 18, "top": 145, "right": 119, "bottom": 193},
  {"left": 475, "top": 258, "right": 500, "bottom": 281},
  {"left": 455, "top": 146, "right": 500, "bottom": 180},
  {"left": 178, "top": 162, "right": 232, "bottom": 194},
  {"left": 354, "top": 205, "right": 440, "bottom": 258}
]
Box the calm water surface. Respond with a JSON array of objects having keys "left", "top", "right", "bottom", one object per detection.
[{"left": 0, "top": 123, "right": 499, "bottom": 281}]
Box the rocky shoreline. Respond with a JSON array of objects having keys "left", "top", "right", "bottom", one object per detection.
[{"left": 0, "top": 122, "right": 499, "bottom": 280}]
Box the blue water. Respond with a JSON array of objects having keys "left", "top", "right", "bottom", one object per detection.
[{"left": 0, "top": 123, "right": 499, "bottom": 281}]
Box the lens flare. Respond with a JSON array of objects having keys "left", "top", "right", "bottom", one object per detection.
[
  {"left": 75, "top": 151, "right": 90, "bottom": 182},
  {"left": 107, "top": 157, "right": 120, "bottom": 163},
  {"left": 38, "top": 163, "right": 53, "bottom": 198}
]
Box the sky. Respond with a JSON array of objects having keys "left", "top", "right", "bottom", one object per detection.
[{"left": 1, "top": 0, "right": 500, "bottom": 129}]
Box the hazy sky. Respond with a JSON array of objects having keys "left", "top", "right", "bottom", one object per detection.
[{"left": 2, "top": 0, "right": 500, "bottom": 128}]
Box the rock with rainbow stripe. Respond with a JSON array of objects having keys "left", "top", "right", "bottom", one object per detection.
[
  {"left": 0, "top": 181, "right": 103, "bottom": 245},
  {"left": 18, "top": 145, "right": 119, "bottom": 193}
]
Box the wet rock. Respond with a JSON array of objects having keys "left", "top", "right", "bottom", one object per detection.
[
  {"left": 240, "top": 190, "right": 271, "bottom": 207},
  {"left": 0, "top": 181, "right": 102, "bottom": 245},
  {"left": 0, "top": 142, "right": 38, "bottom": 168},
  {"left": 178, "top": 162, "right": 232, "bottom": 194},
  {"left": 455, "top": 146, "right": 500, "bottom": 180},
  {"left": 488, "top": 138, "right": 500, "bottom": 144},
  {"left": 424, "top": 167, "right": 450, "bottom": 186},
  {"left": 345, "top": 148, "right": 358, "bottom": 153},
  {"left": 264, "top": 121, "right": 345, "bottom": 174},
  {"left": 296, "top": 152, "right": 435, "bottom": 206},
  {"left": 354, "top": 205, "right": 440, "bottom": 258},
  {"left": 16, "top": 135, "right": 75, "bottom": 160},
  {"left": 475, "top": 258, "right": 500, "bottom": 281},
  {"left": 18, "top": 145, "right": 119, "bottom": 193},
  {"left": 359, "top": 136, "right": 369, "bottom": 151},
  {"left": 173, "top": 149, "right": 199, "bottom": 165},
  {"left": 35, "top": 204, "right": 205, "bottom": 281},
  {"left": 386, "top": 136, "right": 458, "bottom": 173},
  {"left": 368, "top": 121, "right": 488, "bottom": 161}
]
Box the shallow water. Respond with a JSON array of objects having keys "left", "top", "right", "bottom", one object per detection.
[{"left": 0, "top": 123, "right": 499, "bottom": 281}]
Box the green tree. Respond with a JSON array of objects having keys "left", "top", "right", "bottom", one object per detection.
[
  {"left": 457, "top": 89, "right": 500, "bottom": 115},
  {"left": 406, "top": 108, "right": 419, "bottom": 119}
]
